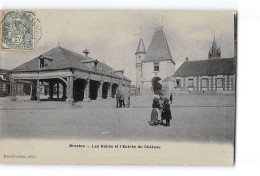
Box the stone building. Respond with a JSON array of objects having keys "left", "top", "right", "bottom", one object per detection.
[
  {"left": 135, "top": 28, "right": 175, "bottom": 95},
  {"left": 173, "top": 37, "right": 235, "bottom": 93},
  {"left": 0, "top": 68, "right": 30, "bottom": 97},
  {"left": 10, "top": 45, "right": 131, "bottom": 103}
]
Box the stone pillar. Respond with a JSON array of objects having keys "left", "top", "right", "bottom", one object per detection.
[
  {"left": 10, "top": 79, "right": 17, "bottom": 101},
  {"left": 107, "top": 82, "right": 113, "bottom": 99},
  {"left": 31, "top": 80, "right": 37, "bottom": 100},
  {"left": 62, "top": 83, "right": 67, "bottom": 100},
  {"left": 97, "top": 81, "right": 103, "bottom": 100},
  {"left": 211, "top": 76, "right": 214, "bottom": 91},
  {"left": 83, "top": 79, "right": 91, "bottom": 102},
  {"left": 226, "top": 75, "right": 230, "bottom": 91},
  {"left": 231, "top": 76, "right": 234, "bottom": 91},
  {"left": 57, "top": 83, "right": 60, "bottom": 100},
  {"left": 37, "top": 79, "right": 40, "bottom": 103},
  {"left": 66, "top": 76, "right": 74, "bottom": 104}
]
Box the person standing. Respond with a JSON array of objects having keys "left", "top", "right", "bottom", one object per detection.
[
  {"left": 116, "top": 90, "right": 121, "bottom": 108},
  {"left": 149, "top": 97, "right": 161, "bottom": 126},
  {"left": 119, "top": 93, "right": 125, "bottom": 108},
  {"left": 170, "top": 93, "right": 173, "bottom": 104},
  {"left": 162, "top": 98, "right": 172, "bottom": 127},
  {"left": 158, "top": 92, "right": 165, "bottom": 125}
]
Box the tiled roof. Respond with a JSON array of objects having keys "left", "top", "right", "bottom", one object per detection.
[
  {"left": 142, "top": 29, "right": 175, "bottom": 64},
  {"left": 12, "top": 46, "right": 131, "bottom": 82},
  {"left": 174, "top": 58, "right": 235, "bottom": 77},
  {"left": 0, "top": 68, "right": 10, "bottom": 74}
]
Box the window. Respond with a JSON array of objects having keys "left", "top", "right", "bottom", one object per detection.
[
  {"left": 202, "top": 78, "right": 208, "bottom": 88},
  {"left": 40, "top": 59, "right": 45, "bottom": 68},
  {"left": 217, "top": 78, "right": 223, "bottom": 88},
  {"left": 154, "top": 62, "right": 159, "bottom": 72},
  {"left": 188, "top": 79, "right": 194, "bottom": 87},
  {"left": 176, "top": 79, "right": 181, "bottom": 87}
]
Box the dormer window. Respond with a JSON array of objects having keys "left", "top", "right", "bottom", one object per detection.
[
  {"left": 40, "top": 58, "right": 45, "bottom": 68},
  {"left": 38, "top": 55, "right": 52, "bottom": 68}
]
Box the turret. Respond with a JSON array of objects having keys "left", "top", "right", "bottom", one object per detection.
[{"left": 135, "top": 38, "right": 146, "bottom": 91}]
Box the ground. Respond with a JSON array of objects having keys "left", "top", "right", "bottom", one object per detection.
[{"left": 0, "top": 94, "right": 235, "bottom": 143}]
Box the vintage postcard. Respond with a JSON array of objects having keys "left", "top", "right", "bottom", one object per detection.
[{"left": 0, "top": 10, "right": 236, "bottom": 165}]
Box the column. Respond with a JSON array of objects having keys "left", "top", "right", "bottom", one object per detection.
[
  {"left": 97, "top": 81, "right": 103, "bottom": 100},
  {"left": 30, "top": 80, "right": 37, "bottom": 100},
  {"left": 107, "top": 82, "right": 113, "bottom": 99},
  {"left": 49, "top": 82, "right": 54, "bottom": 99},
  {"left": 10, "top": 79, "right": 17, "bottom": 101},
  {"left": 66, "top": 76, "right": 74, "bottom": 104},
  {"left": 57, "top": 83, "right": 60, "bottom": 100},
  {"left": 37, "top": 79, "right": 40, "bottom": 103},
  {"left": 227, "top": 75, "right": 230, "bottom": 91},
  {"left": 83, "top": 79, "right": 91, "bottom": 102}
]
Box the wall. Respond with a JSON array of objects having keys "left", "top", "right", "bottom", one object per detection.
[
  {"left": 174, "top": 74, "right": 235, "bottom": 93},
  {"left": 140, "top": 61, "right": 175, "bottom": 95}
]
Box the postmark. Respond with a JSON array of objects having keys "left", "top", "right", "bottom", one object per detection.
[{"left": 0, "top": 10, "right": 36, "bottom": 51}]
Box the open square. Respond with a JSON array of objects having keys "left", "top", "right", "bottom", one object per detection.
[{"left": 0, "top": 94, "right": 235, "bottom": 143}]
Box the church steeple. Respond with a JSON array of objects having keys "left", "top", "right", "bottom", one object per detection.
[{"left": 208, "top": 36, "right": 221, "bottom": 60}]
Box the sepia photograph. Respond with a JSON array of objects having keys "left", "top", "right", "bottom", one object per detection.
[{"left": 0, "top": 10, "right": 236, "bottom": 165}]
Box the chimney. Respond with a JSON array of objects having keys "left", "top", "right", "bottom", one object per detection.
[{"left": 185, "top": 57, "right": 189, "bottom": 62}]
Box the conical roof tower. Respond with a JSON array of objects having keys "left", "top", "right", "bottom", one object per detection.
[
  {"left": 135, "top": 38, "right": 146, "bottom": 54},
  {"left": 142, "top": 28, "right": 174, "bottom": 64}
]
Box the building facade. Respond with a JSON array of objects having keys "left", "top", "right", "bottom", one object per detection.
[
  {"left": 0, "top": 69, "right": 30, "bottom": 97},
  {"left": 173, "top": 38, "right": 235, "bottom": 93},
  {"left": 135, "top": 28, "right": 175, "bottom": 95},
  {"left": 10, "top": 45, "right": 131, "bottom": 103}
]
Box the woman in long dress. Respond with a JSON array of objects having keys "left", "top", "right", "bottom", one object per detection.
[{"left": 149, "top": 97, "right": 161, "bottom": 126}]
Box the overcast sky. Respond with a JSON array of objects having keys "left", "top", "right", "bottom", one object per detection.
[{"left": 0, "top": 10, "right": 234, "bottom": 83}]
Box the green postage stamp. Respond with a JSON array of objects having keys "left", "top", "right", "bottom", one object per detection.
[{"left": 0, "top": 10, "right": 35, "bottom": 51}]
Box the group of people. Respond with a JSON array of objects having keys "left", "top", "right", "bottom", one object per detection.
[
  {"left": 149, "top": 92, "right": 173, "bottom": 127},
  {"left": 115, "top": 90, "right": 130, "bottom": 108}
]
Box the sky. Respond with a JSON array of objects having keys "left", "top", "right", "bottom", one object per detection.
[{"left": 0, "top": 10, "right": 235, "bottom": 83}]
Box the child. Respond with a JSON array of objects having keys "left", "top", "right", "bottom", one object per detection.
[
  {"left": 148, "top": 97, "right": 161, "bottom": 126},
  {"left": 161, "top": 98, "right": 172, "bottom": 126}
]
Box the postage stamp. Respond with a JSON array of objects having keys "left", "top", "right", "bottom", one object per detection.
[{"left": 0, "top": 10, "right": 35, "bottom": 51}]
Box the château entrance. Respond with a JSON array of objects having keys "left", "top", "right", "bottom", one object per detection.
[{"left": 151, "top": 77, "right": 162, "bottom": 94}]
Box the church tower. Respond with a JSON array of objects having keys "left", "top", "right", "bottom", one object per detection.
[
  {"left": 135, "top": 38, "right": 146, "bottom": 94},
  {"left": 208, "top": 36, "right": 221, "bottom": 59}
]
